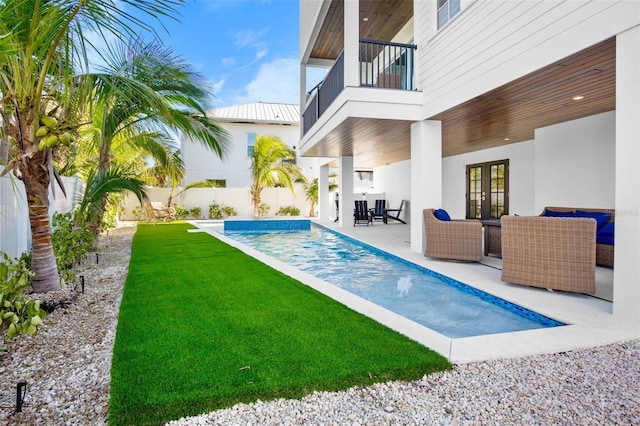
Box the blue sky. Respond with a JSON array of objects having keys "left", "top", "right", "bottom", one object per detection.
[{"left": 152, "top": 0, "right": 303, "bottom": 108}]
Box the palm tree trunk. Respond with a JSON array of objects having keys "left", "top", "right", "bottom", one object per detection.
[{"left": 20, "top": 151, "right": 61, "bottom": 293}]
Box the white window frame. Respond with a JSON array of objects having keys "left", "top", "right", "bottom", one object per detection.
[{"left": 437, "top": 0, "right": 461, "bottom": 29}]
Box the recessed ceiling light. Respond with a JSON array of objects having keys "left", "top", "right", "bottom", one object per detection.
[
  {"left": 573, "top": 95, "right": 584, "bottom": 100},
  {"left": 363, "top": 17, "right": 368, "bottom": 21},
  {"left": 504, "top": 137, "right": 510, "bottom": 141}
]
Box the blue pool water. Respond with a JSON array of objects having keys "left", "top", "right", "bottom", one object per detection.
[{"left": 220, "top": 224, "right": 564, "bottom": 338}]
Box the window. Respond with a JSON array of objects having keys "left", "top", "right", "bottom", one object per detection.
[
  {"left": 204, "top": 179, "right": 226, "bottom": 188},
  {"left": 466, "top": 160, "right": 509, "bottom": 220},
  {"left": 246, "top": 132, "right": 256, "bottom": 157},
  {"left": 438, "top": 0, "right": 461, "bottom": 29}
]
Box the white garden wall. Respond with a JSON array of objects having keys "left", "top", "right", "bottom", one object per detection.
[{"left": 121, "top": 185, "right": 313, "bottom": 220}]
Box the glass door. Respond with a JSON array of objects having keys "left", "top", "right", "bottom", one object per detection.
[{"left": 466, "top": 160, "right": 509, "bottom": 220}]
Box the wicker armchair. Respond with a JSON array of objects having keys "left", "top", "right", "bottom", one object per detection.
[
  {"left": 501, "top": 215, "right": 596, "bottom": 294},
  {"left": 423, "top": 209, "right": 483, "bottom": 261}
]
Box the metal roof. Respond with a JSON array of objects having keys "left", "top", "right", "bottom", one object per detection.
[{"left": 206, "top": 102, "right": 300, "bottom": 125}]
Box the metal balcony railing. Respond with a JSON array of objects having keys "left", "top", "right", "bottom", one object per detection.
[{"left": 303, "top": 40, "right": 417, "bottom": 136}]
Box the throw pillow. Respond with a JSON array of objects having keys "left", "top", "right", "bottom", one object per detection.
[
  {"left": 575, "top": 210, "right": 611, "bottom": 230},
  {"left": 543, "top": 209, "right": 574, "bottom": 217},
  {"left": 433, "top": 209, "right": 451, "bottom": 221},
  {"left": 597, "top": 221, "right": 615, "bottom": 237}
]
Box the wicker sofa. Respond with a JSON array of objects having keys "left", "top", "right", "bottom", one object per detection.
[
  {"left": 423, "top": 209, "right": 483, "bottom": 261},
  {"left": 541, "top": 207, "right": 614, "bottom": 267},
  {"left": 500, "top": 215, "right": 596, "bottom": 294}
]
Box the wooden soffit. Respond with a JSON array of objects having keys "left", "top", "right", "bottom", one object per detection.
[
  {"left": 302, "top": 117, "right": 413, "bottom": 169},
  {"left": 311, "top": 0, "right": 413, "bottom": 61},
  {"left": 432, "top": 37, "right": 616, "bottom": 157}
]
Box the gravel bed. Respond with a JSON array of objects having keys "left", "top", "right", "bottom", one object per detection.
[{"left": 1, "top": 226, "right": 639, "bottom": 425}]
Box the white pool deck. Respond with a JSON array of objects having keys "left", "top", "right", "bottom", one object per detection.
[{"left": 192, "top": 219, "right": 640, "bottom": 364}]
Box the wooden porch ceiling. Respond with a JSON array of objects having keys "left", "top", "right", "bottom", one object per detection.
[
  {"left": 433, "top": 37, "right": 616, "bottom": 157},
  {"left": 310, "top": 0, "right": 413, "bottom": 60},
  {"left": 302, "top": 38, "right": 615, "bottom": 168}
]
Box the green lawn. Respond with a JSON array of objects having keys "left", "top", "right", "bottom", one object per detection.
[{"left": 108, "top": 223, "right": 450, "bottom": 425}]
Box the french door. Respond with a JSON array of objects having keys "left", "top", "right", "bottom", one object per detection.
[{"left": 466, "top": 160, "right": 509, "bottom": 220}]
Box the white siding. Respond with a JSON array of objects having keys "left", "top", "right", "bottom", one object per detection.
[
  {"left": 417, "top": 0, "right": 640, "bottom": 118},
  {"left": 182, "top": 121, "right": 301, "bottom": 188}
]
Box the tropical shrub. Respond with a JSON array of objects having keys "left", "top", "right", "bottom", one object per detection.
[
  {"left": 52, "top": 212, "right": 95, "bottom": 285},
  {"left": 208, "top": 202, "right": 223, "bottom": 219},
  {"left": 174, "top": 205, "right": 188, "bottom": 219},
  {"left": 222, "top": 206, "right": 238, "bottom": 217},
  {"left": 0, "top": 252, "right": 47, "bottom": 340},
  {"left": 209, "top": 203, "right": 238, "bottom": 219},
  {"left": 276, "top": 206, "right": 301, "bottom": 216},
  {"left": 131, "top": 206, "right": 145, "bottom": 221},
  {"left": 102, "top": 194, "right": 124, "bottom": 233},
  {"left": 188, "top": 206, "right": 202, "bottom": 219},
  {"left": 256, "top": 203, "right": 271, "bottom": 217}
]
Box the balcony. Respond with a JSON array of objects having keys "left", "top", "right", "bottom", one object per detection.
[{"left": 303, "top": 39, "right": 417, "bottom": 136}]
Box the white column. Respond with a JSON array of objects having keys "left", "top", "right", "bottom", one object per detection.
[
  {"left": 338, "top": 156, "right": 354, "bottom": 227},
  {"left": 343, "top": 0, "right": 359, "bottom": 88},
  {"left": 410, "top": 120, "right": 442, "bottom": 253},
  {"left": 299, "top": 64, "right": 307, "bottom": 139},
  {"left": 613, "top": 26, "right": 640, "bottom": 323},
  {"left": 317, "top": 165, "right": 330, "bottom": 220}
]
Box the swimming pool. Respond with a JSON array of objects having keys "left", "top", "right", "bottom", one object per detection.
[{"left": 219, "top": 224, "right": 564, "bottom": 338}]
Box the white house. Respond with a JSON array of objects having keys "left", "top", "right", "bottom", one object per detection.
[
  {"left": 181, "top": 102, "right": 317, "bottom": 187},
  {"left": 299, "top": 1, "right": 639, "bottom": 322}
]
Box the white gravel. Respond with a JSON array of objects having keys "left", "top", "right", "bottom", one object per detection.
[{"left": 1, "top": 225, "right": 639, "bottom": 425}]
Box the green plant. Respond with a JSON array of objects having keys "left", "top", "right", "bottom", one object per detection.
[
  {"left": 0, "top": 252, "right": 47, "bottom": 340},
  {"left": 208, "top": 202, "right": 223, "bottom": 219},
  {"left": 249, "top": 135, "right": 305, "bottom": 216},
  {"left": 102, "top": 194, "right": 124, "bottom": 233},
  {"left": 221, "top": 206, "right": 238, "bottom": 217},
  {"left": 276, "top": 206, "right": 300, "bottom": 216},
  {"left": 209, "top": 203, "right": 238, "bottom": 219},
  {"left": 131, "top": 206, "right": 145, "bottom": 221},
  {"left": 174, "top": 205, "right": 188, "bottom": 219},
  {"left": 256, "top": 202, "right": 270, "bottom": 217},
  {"left": 188, "top": 206, "right": 202, "bottom": 219},
  {"left": 52, "top": 212, "right": 96, "bottom": 285},
  {"left": 296, "top": 174, "right": 339, "bottom": 217}
]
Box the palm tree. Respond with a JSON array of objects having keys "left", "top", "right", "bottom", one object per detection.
[
  {"left": 0, "top": 0, "right": 186, "bottom": 293},
  {"left": 77, "top": 38, "right": 228, "bottom": 234},
  {"left": 249, "top": 135, "right": 304, "bottom": 217},
  {"left": 299, "top": 173, "right": 338, "bottom": 217}
]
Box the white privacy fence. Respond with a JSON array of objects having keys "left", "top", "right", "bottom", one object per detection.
[
  {"left": 0, "top": 173, "right": 85, "bottom": 259},
  {"left": 0, "top": 173, "right": 30, "bottom": 259}
]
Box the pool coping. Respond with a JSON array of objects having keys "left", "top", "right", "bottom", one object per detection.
[{"left": 191, "top": 220, "right": 639, "bottom": 364}]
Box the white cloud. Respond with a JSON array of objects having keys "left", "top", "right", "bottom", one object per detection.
[
  {"left": 234, "top": 29, "right": 268, "bottom": 49},
  {"left": 221, "top": 57, "right": 236, "bottom": 67},
  {"left": 212, "top": 76, "right": 226, "bottom": 94},
  {"left": 231, "top": 57, "right": 300, "bottom": 105}
]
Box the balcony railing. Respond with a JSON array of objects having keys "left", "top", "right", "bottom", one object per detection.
[{"left": 303, "top": 39, "right": 417, "bottom": 136}]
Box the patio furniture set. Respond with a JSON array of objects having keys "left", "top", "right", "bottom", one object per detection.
[
  {"left": 423, "top": 207, "right": 615, "bottom": 295},
  {"left": 354, "top": 200, "right": 406, "bottom": 226}
]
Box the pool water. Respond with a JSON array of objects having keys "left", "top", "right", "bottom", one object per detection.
[{"left": 221, "top": 225, "right": 564, "bottom": 338}]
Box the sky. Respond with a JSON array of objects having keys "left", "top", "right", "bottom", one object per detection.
[{"left": 144, "top": 0, "right": 305, "bottom": 109}]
